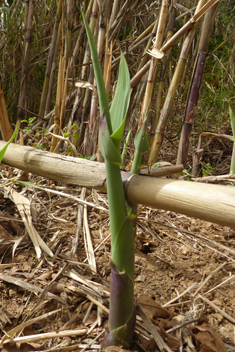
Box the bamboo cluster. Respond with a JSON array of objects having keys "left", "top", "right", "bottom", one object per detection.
[{"left": 1, "top": 0, "right": 233, "bottom": 172}]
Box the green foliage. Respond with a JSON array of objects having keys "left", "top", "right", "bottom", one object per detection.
[
  {"left": 10, "top": 180, "right": 45, "bottom": 190},
  {"left": 121, "top": 129, "right": 132, "bottom": 160},
  {"left": 178, "top": 169, "right": 194, "bottom": 181},
  {"left": 0, "top": 120, "right": 20, "bottom": 162},
  {"left": 21, "top": 118, "right": 51, "bottom": 150},
  {"left": 109, "top": 53, "right": 130, "bottom": 146},
  {"left": 97, "top": 53, "right": 130, "bottom": 166},
  {"left": 21, "top": 119, "right": 82, "bottom": 155},
  {"left": 63, "top": 132, "right": 70, "bottom": 138},
  {"left": 99, "top": 117, "right": 122, "bottom": 166},
  {"left": 72, "top": 152, "right": 96, "bottom": 160},
  {"left": 63, "top": 124, "right": 79, "bottom": 143},
  {"left": 131, "top": 120, "right": 149, "bottom": 174},
  {"left": 119, "top": 23, "right": 133, "bottom": 41},
  {"left": 21, "top": 117, "right": 36, "bottom": 134},
  {"left": 202, "top": 163, "right": 214, "bottom": 177},
  {"left": 182, "top": 164, "right": 214, "bottom": 179}
]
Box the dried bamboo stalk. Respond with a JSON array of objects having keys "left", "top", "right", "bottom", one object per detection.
[
  {"left": 69, "top": 0, "right": 94, "bottom": 77},
  {"left": 0, "top": 86, "right": 13, "bottom": 140},
  {"left": 1, "top": 141, "right": 235, "bottom": 230},
  {"left": 110, "top": 0, "right": 120, "bottom": 27},
  {"left": 50, "top": 56, "right": 64, "bottom": 152},
  {"left": 45, "top": 20, "right": 62, "bottom": 117},
  {"left": 18, "top": 0, "right": 34, "bottom": 120},
  {"left": 130, "top": 0, "right": 220, "bottom": 89},
  {"left": 148, "top": 0, "right": 207, "bottom": 165},
  {"left": 150, "top": 0, "right": 177, "bottom": 143},
  {"left": 68, "top": 0, "right": 98, "bottom": 136},
  {"left": 66, "top": 0, "right": 74, "bottom": 66},
  {"left": 139, "top": 0, "right": 169, "bottom": 126},
  {"left": 39, "top": 0, "right": 63, "bottom": 117},
  {"left": 177, "top": 1, "right": 220, "bottom": 166},
  {"left": 134, "top": 19, "right": 159, "bottom": 73}
]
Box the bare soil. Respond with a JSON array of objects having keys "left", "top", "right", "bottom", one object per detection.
[{"left": 0, "top": 132, "right": 235, "bottom": 351}]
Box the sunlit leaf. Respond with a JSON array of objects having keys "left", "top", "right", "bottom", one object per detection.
[
  {"left": 131, "top": 120, "right": 149, "bottom": 175},
  {"left": 121, "top": 129, "right": 132, "bottom": 159},
  {"left": 110, "top": 53, "right": 130, "bottom": 147},
  {"left": 0, "top": 120, "right": 20, "bottom": 162},
  {"left": 134, "top": 121, "right": 149, "bottom": 154}
]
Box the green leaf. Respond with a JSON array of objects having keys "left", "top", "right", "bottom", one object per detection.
[
  {"left": 126, "top": 203, "right": 137, "bottom": 220},
  {"left": 229, "top": 105, "right": 235, "bottom": 136},
  {"left": 99, "top": 114, "right": 122, "bottom": 166},
  {"left": 63, "top": 132, "right": 70, "bottom": 138},
  {"left": 134, "top": 121, "right": 149, "bottom": 154},
  {"left": 81, "top": 11, "right": 111, "bottom": 133},
  {"left": 88, "top": 154, "right": 96, "bottom": 161},
  {"left": 70, "top": 123, "right": 78, "bottom": 130},
  {"left": 0, "top": 120, "right": 20, "bottom": 162},
  {"left": 73, "top": 132, "right": 79, "bottom": 141},
  {"left": 110, "top": 53, "right": 130, "bottom": 148},
  {"left": 28, "top": 117, "right": 36, "bottom": 123},
  {"left": 121, "top": 129, "right": 132, "bottom": 159},
  {"left": 10, "top": 180, "right": 45, "bottom": 190},
  {"left": 131, "top": 120, "right": 149, "bottom": 175},
  {"left": 37, "top": 143, "right": 47, "bottom": 149}
]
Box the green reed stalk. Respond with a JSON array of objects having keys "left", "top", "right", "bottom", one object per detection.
[
  {"left": 229, "top": 106, "right": 235, "bottom": 175},
  {"left": 82, "top": 12, "right": 136, "bottom": 348}
]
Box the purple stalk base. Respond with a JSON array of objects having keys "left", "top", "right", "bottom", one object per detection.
[
  {"left": 103, "top": 261, "right": 136, "bottom": 349},
  {"left": 181, "top": 52, "right": 207, "bottom": 166}
]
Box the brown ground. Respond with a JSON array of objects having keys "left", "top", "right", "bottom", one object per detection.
[{"left": 0, "top": 131, "right": 235, "bottom": 351}]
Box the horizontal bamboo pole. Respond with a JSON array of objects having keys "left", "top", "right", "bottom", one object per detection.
[
  {"left": 0, "top": 141, "right": 106, "bottom": 190},
  {"left": 1, "top": 141, "right": 235, "bottom": 229},
  {"left": 124, "top": 174, "right": 235, "bottom": 229}
]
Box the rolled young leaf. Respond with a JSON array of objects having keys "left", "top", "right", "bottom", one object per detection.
[
  {"left": 132, "top": 120, "right": 149, "bottom": 175},
  {"left": 99, "top": 112, "right": 122, "bottom": 166},
  {"left": 110, "top": 52, "right": 130, "bottom": 147}
]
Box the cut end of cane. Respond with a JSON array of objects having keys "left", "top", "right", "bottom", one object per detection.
[{"left": 147, "top": 48, "right": 164, "bottom": 59}]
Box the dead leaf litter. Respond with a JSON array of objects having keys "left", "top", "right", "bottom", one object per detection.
[{"left": 0, "top": 169, "right": 235, "bottom": 351}]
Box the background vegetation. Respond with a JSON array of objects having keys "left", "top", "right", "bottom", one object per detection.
[{"left": 0, "top": 0, "right": 235, "bottom": 172}]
